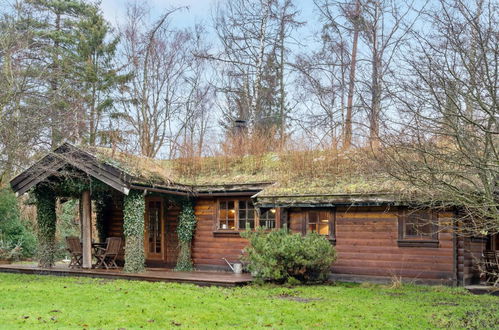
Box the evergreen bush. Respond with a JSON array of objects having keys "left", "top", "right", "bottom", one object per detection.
[
  {"left": 241, "top": 228, "right": 336, "bottom": 283},
  {"left": 0, "top": 188, "right": 36, "bottom": 260}
]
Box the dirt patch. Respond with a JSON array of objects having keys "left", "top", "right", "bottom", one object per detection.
[
  {"left": 384, "top": 292, "right": 406, "bottom": 297},
  {"left": 432, "top": 302, "right": 459, "bottom": 306},
  {"left": 275, "top": 294, "right": 322, "bottom": 303}
]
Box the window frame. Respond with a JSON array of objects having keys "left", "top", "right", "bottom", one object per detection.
[
  {"left": 213, "top": 198, "right": 277, "bottom": 236},
  {"left": 397, "top": 209, "right": 439, "bottom": 248},
  {"left": 305, "top": 209, "right": 336, "bottom": 243},
  {"left": 257, "top": 207, "right": 277, "bottom": 229}
]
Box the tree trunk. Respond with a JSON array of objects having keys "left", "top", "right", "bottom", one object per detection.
[
  {"left": 344, "top": 0, "right": 361, "bottom": 149},
  {"left": 80, "top": 190, "right": 92, "bottom": 269}
]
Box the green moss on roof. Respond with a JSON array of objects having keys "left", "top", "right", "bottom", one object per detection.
[
  {"left": 85, "top": 147, "right": 175, "bottom": 186},
  {"left": 83, "top": 146, "right": 411, "bottom": 197}
]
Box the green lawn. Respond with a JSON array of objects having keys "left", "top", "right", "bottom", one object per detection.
[{"left": 0, "top": 273, "right": 497, "bottom": 329}]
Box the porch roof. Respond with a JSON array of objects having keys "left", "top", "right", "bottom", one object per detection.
[{"left": 10, "top": 143, "right": 132, "bottom": 196}]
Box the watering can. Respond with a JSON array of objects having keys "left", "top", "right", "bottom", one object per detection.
[{"left": 222, "top": 258, "right": 243, "bottom": 274}]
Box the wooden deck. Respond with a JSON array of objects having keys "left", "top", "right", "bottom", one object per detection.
[{"left": 0, "top": 263, "right": 253, "bottom": 287}]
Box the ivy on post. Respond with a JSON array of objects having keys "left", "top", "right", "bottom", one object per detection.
[
  {"left": 123, "top": 190, "right": 145, "bottom": 273},
  {"left": 34, "top": 186, "right": 56, "bottom": 268},
  {"left": 175, "top": 202, "right": 196, "bottom": 271}
]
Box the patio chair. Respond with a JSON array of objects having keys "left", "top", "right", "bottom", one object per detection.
[
  {"left": 66, "top": 236, "right": 82, "bottom": 268},
  {"left": 482, "top": 251, "right": 499, "bottom": 284},
  {"left": 94, "top": 237, "right": 121, "bottom": 269}
]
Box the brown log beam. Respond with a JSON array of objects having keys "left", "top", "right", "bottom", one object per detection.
[{"left": 80, "top": 190, "right": 92, "bottom": 269}]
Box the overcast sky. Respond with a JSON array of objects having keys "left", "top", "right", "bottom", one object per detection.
[{"left": 100, "top": 0, "right": 317, "bottom": 39}]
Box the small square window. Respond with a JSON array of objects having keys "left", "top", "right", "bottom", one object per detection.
[
  {"left": 398, "top": 210, "right": 439, "bottom": 248},
  {"left": 259, "top": 208, "right": 276, "bottom": 229},
  {"left": 403, "top": 212, "right": 435, "bottom": 239},
  {"left": 307, "top": 211, "right": 332, "bottom": 237}
]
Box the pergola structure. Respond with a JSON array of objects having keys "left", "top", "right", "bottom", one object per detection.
[{"left": 10, "top": 144, "right": 139, "bottom": 269}]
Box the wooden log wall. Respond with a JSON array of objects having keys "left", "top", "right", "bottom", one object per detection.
[
  {"left": 192, "top": 198, "right": 248, "bottom": 268},
  {"left": 107, "top": 195, "right": 464, "bottom": 284},
  {"left": 104, "top": 192, "right": 125, "bottom": 261},
  {"left": 288, "top": 206, "right": 457, "bottom": 284},
  {"left": 164, "top": 202, "right": 180, "bottom": 266},
  {"left": 457, "top": 237, "right": 485, "bottom": 285}
]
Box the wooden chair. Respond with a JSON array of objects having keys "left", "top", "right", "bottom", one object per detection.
[
  {"left": 66, "top": 236, "right": 82, "bottom": 268},
  {"left": 482, "top": 251, "right": 499, "bottom": 284},
  {"left": 94, "top": 237, "right": 121, "bottom": 269}
]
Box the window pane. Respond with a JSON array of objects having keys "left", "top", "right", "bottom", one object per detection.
[
  {"left": 319, "top": 223, "right": 329, "bottom": 235},
  {"left": 259, "top": 209, "right": 276, "bottom": 229},
  {"left": 308, "top": 212, "right": 318, "bottom": 224},
  {"left": 405, "top": 212, "right": 433, "bottom": 238},
  {"left": 240, "top": 219, "right": 254, "bottom": 229},
  {"left": 219, "top": 200, "right": 235, "bottom": 229}
]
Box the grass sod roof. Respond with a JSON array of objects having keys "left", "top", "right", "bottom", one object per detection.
[{"left": 82, "top": 146, "right": 414, "bottom": 203}]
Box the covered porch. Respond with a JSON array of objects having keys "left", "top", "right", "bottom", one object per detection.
[{"left": 9, "top": 143, "right": 195, "bottom": 274}]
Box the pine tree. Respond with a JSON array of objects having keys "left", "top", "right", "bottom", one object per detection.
[
  {"left": 74, "top": 6, "right": 130, "bottom": 146},
  {"left": 24, "top": 0, "right": 95, "bottom": 147}
]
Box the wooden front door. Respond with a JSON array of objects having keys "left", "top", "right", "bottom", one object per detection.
[{"left": 145, "top": 198, "right": 164, "bottom": 260}]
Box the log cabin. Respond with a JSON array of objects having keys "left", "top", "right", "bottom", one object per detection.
[{"left": 9, "top": 143, "right": 497, "bottom": 285}]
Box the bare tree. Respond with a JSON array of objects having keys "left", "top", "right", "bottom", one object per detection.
[
  {"left": 357, "top": 0, "right": 417, "bottom": 147},
  {"left": 209, "top": 0, "right": 300, "bottom": 149},
  {"left": 383, "top": 0, "right": 498, "bottom": 236},
  {"left": 117, "top": 3, "right": 189, "bottom": 157},
  {"left": 314, "top": 0, "right": 362, "bottom": 149},
  {"left": 171, "top": 25, "right": 214, "bottom": 158}
]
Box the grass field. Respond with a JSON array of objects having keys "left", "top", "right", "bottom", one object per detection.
[{"left": 0, "top": 273, "right": 497, "bottom": 329}]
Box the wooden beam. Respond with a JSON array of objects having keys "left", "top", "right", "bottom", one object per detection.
[{"left": 80, "top": 190, "right": 92, "bottom": 269}]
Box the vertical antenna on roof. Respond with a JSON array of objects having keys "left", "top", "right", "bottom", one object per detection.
[
  {"left": 233, "top": 119, "right": 248, "bottom": 135},
  {"left": 233, "top": 119, "right": 248, "bottom": 155}
]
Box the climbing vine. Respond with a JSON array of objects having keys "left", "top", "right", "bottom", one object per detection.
[
  {"left": 94, "top": 196, "right": 110, "bottom": 243},
  {"left": 47, "top": 176, "right": 110, "bottom": 198},
  {"left": 34, "top": 186, "right": 56, "bottom": 268},
  {"left": 175, "top": 202, "right": 196, "bottom": 271},
  {"left": 123, "top": 190, "right": 145, "bottom": 273}
]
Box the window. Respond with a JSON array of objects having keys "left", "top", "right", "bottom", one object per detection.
[
  {"left": 259, "top": 208, "right": 276, "bottom": 229},
  {"left": 238, "top": 200, "right": 255, "bottom": 229},
  {"left": 307, "top": 210, "right": 333, "bottom": 237},
  {"left": 219, "top": 200, "right": 236, "bottom": 230},
  {"left": 398, "top": 210, "right": 438, "bottom": 247},
  {"left": 216, "top": 199, "right": 276, "bottom": 231}
]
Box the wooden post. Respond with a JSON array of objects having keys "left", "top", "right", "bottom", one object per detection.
[
  {"left": 80, "top": 190, "right": 92, "bottom": 269},
  {"left": 275, "top": 207, "right": 282, "bottom": 229}
]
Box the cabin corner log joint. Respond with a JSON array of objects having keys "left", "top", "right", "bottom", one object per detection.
[{"left": 9, "top": 143, "right": 497, "bottom": 285}]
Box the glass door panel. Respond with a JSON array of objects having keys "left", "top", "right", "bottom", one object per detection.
[{"left": 146, "top": 200, "right": 163, "bottom": 259}]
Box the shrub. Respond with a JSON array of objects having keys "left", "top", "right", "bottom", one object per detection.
[
  {"left": 241, "top": 228, "right": 337, "bottom": 283},
  {"left": 0, "top": 188, "right": 37, "bottom": 260}
]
